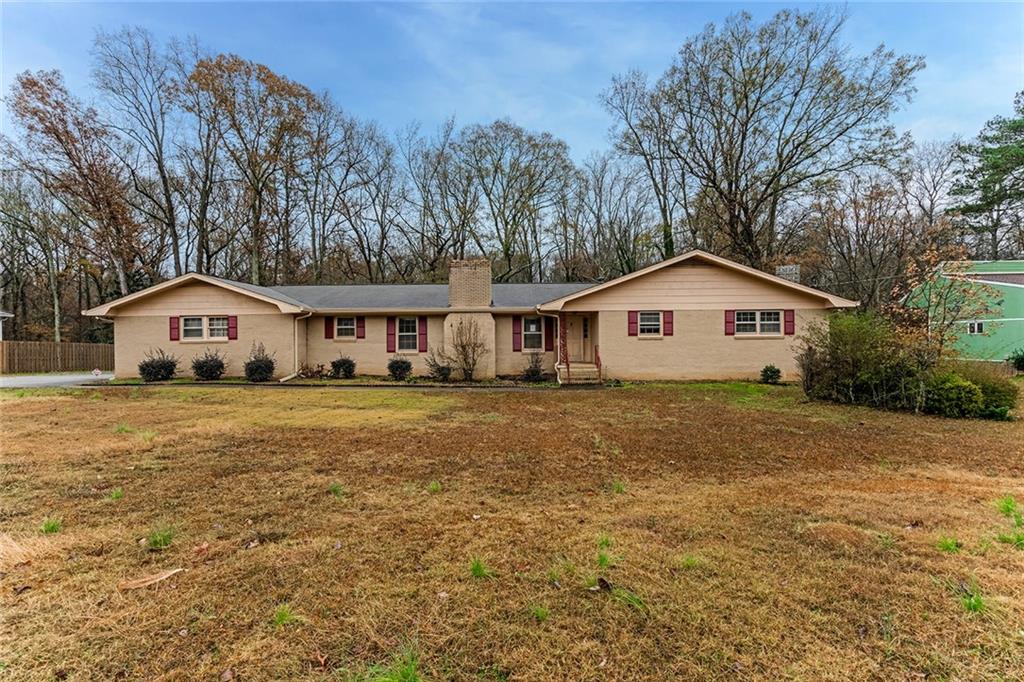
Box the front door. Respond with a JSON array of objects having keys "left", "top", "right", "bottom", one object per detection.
[{"left": 564, "top": 315, "right": 592, "bottom": 362}]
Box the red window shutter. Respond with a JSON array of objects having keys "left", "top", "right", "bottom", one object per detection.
[
  {"left": 169, "top": 316, "right": 180, "bottom": 341},
  {"left": 386, "top": 316, "right": 396, "bottom": 353},
  {"left": 324, "top": 316, "right": 334, "bottom": 340},
  {"left": 356, "top": 316, "right": 365, "bottom": 339},
  {"left": 512, "top": 315, "right": 522, "bottom": 352},
  {"left": 544, "top": 318, "right": 554, "bottom": 351},
  {"left": 725, "top": 310, "right": 736, "bottom": 336},
  {"left": 784, "top": 309, "right": 795, "bottom": 335},
  {"left": 627, "top": 311, "right": 638, "bottom": 336},
  {"left": 663, "top": 311, "right": 673, "bottom": 336},
  {"left": 418, "top": 316, "right": 428, "bottom": 352},
  {"left": 227, "top": 316, "right": 238, "bottom": 340}
]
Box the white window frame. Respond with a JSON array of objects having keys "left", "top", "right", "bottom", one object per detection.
[
  {"left": 397, "top": 317, "right": 419, "bottom": 352},
  {"left": 967, "top": 321, "right": 985, "bottom": 335},
  {"left": 180, "top": 315, "right": 229, "bottom": 342},
  {"left": 336, "top": 316, "right": 356, "bottom": 338},
  {"left": 522, "top": 316, "right": 543, "bottom": 351},
  {"left": 208, "top": 316, "right": 229, "bottom": 339},
  {"left": 638, "top": 311, "right": 662, "bottom": 337},
  {"left": 181, "top": 316, "right": 204, "bottom": 339},
  {"left": 735, "top": 310, "right": 783, "bottom": 337}
]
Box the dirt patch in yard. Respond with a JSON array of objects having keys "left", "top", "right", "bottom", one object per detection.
[{"left": 1, "top": 384, "right": 1022, "bottom": 680}]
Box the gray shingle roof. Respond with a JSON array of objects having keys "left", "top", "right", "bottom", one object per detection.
[{"left": 265, "top": 282, "right": 592, "bottom": 310}]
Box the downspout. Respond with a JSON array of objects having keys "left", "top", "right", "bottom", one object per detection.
[{"left": 279, "top": 310, "right": 313, "bottom": 383}]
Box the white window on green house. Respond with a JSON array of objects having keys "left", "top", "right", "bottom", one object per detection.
[
  {"left": 523, "top": 316, "right": 543, "bottom": 349},
  {"left": 336, "top": 317, "right": 356, "bottom": 337},
  {"left": 398, "top": 317, "right": 418, "bottom": 350},
  {"left": 182, "top": 316, "right": 204, "bottom": 339},
  {"left": 208, "top": 316, "right": 229, "bottom": 338},
  {"left": 638, "top": 311, "right": 661, "bottom": 336},
  {"left": 968, "top": 321, "right": 985, "bottom": 335}
]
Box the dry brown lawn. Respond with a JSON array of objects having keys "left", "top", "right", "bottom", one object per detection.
[{"left": 1, "top": 382, "right": 1022, "bottom": 680}]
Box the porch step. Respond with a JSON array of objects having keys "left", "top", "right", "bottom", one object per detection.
[{"left": 556, "top": 363, "right": 602, "bottom": 386}]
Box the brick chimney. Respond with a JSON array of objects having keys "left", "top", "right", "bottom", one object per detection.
[{"left": 448, "top": 259, "right": 492, "bottom": 307}]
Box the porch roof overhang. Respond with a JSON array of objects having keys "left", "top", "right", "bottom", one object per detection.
[{"left": 536, "top": 249, "right": 859, "bottom": 312}]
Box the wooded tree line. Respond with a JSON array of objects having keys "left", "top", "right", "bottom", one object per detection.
[{"left": 1, "top": 8, "right": 1021, "bottom": 342}]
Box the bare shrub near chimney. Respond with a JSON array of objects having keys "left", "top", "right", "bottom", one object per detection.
[{"left": 436, "top": 318, "right": 489, "bottom": 381}]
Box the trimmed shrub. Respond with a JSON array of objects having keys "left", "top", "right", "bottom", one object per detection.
[
  {"left": 521, "top": 352, "right": 545, "bottom": 383},
  {"left": 760, "top": 364, "right": 782, "bottom": 385},
  {"left": 138, "top": 348, "right": 178, "bottom": 382},
  {"left": 387, "top": 356, "right": 413, "bottom": 381},
  {"left": 191, "top": 349, "right": 226, "bottom": 381},
  {"left": 951, "top": 361, "right": 1018, "bottom": 419},
  {"left": 923, "top": 372, "right": 984, "bottom": 419},
  {"left": 331, "top": 356, "right": 356, "bottom": 379},
  {"left": 244, "top": 342, "right": 275, "bottom": 383},
  {"left": 1010, "top": 348, "right": 1024, "bottom": 372}
]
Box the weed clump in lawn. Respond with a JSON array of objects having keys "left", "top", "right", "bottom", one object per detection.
[
  {"left": 271, "top": 603, "right": 303, "bottom": 628},
  {"left": 427, "top": 480, "right": 442, "bottom": 494},
  {"left": 108, "top": 487, "right": 124, "bottom": 501},
  {"left": 529, "top": 605, "right": 549, "bottom": 623},
  {"left": 41, "top": 517, "right": 62, "bottom": 534},
  {"left": 957, "top": 581, "right": 986, "bottom": 614},
  {"left": 138, "top": 348, "right": 178, "bottom": 382},
  {"left": 328, "top": 483, "right": 348, "bottom": 499},
  {"left": 608, "top": 479, "right": 626, "bottom": 495},
  {"left": 331, "top": 355, "right": 356, "bottom": 379},
  {"left": 244, "top": 342, "right": 275, "bottom": 382},
  {"left": 995, "top": 494, "right": 1024, "bottom": 547},
  {"left": 147, "top": 527, "right": 174, "bottom": 550},
  {"left": 353, "top": 646, "right": 420, "bottom": 681},
  {"left": 936, "top": 536, "right": 962, "bottom": 553},
  {"left": 470, "top": 557, "right": 494, "bottom": 579},
  {"left": 192, "top": 348, "right": 227, "bottom": 381},
  {"left": 611, "top": 586, "right": 648, "bottom": 614}
]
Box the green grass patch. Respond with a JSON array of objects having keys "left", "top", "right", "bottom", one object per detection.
[
  {"left": 40, "top": 517, "right": 62, "bottom": 534},
  {"left": 529, "top": 605, "right": 549, "bottom": 623},
  {"left": 113, "top": 423, "right": 134, "bottom": 434},
  {"left": 271, "top": 603, "right": 303, "bottom": 628},
  {"left": 328, "top": 483, "right": 348, "bottom": 499},
  {"left": 146, "top": 526, "right": 174, "bottom": 550},
  {"left": 351, "top": 645, "right": 420, "bottom": 682},
  {"left": 427, "top": 480, "right": 442, "bottom": 494},
  {"left": 678, "top": 554, "right": 704, "bottom": 569},
  {"left": 470, "top": 557, "right": 494, "bottom": 579},
  {"left": 608, "top": 479, "right": 626, "bottom": 495},
  {"left": 611, "top": 586, "right": 649, "bottom": 614},
  {"left": 936, "top": 536, "right": 962, "bottom": 553},
  {"left": 108, "top": 487, "right": 124, "bottom": 501},
  {"left": 959, "top": 583, "right": 986, "bottom": 614}
]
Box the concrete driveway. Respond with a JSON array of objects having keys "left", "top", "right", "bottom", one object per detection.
[{"left": 0, "top": 372, "right": 113, "bottom": 388}]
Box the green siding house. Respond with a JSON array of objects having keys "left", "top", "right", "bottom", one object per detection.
[{"left": 950, "top": 261, "right": 1024, "bottom": 361}]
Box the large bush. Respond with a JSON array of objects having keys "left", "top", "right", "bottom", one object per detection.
[
  {"left": 244, "top": 342, "right": 275, "bottom": 383},
  {"left": 950, "top": 361, "right": 1018, "bottom": 419},
  {"left": 797, "top": 312, "right": 931, "bottom": 411},
  {"left": 387, "top": 356, "right": 412, "bottom": 381},
  {"left": 1010, "top": 348, "right": 1024, "bottom": 372},
  {"left": 923, "top": 372, "right": 984, "bottom": 418},
  {"left": 138, "top": 349, "right": 178, "bottom": 382},
  {"left": 331, "top": 356, "right": 356, "bottom": 379},
  {"left": 191, "top": 349, "right": 226, "bottom": 381}
]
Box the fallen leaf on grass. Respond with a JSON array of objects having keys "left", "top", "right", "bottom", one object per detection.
[
  {"left": 220, "top": 669, "right": 234, "bottom": 681},
  {"left": 117, "top": 568, "right": 184, "bottom": 591}
]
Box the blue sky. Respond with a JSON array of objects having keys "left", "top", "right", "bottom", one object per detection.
[{"left": 2, "top": 2, "right": 1022, "bottom": 158}]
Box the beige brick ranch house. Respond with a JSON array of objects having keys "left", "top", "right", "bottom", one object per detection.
[{"left": 85, "top": 250, "right": 857, "bottom": 383}]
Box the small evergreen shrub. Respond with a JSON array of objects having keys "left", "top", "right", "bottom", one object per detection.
[
  {"left": 951, "top": 361, "right": 1018, "bottom": 419},
  {"left": 1010, "top": 348, "right": 1024, "bottom": 372},
  {"left": 424, "top": 348, "right": 453, "bottom": 382},
  {"left": 923, "top": 372, "right": 984, "bottom": 419},
  {"left": 191, "top": 349, "right": 226, "bottom": 381},
  {"left": 760, "top": 364, "right": 782, "bottom": 384},
  {"left": 331, "top": 355, "right": 356, "bottom": 379},
  {"left": 387, "top": 356, "right": 413, "bottom": 381},
  {"left": 521, "top": 352, "right": 545, "bottom": 382},
  {"left": 244, "top": 342, "right": 275, "bottom": 382},
  {"left": 138, "top": 348, "right": 178, "bottom": 382}
]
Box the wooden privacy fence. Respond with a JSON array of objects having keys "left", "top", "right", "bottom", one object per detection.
[{"left": 0, "top": 341, "right": 114, "bottom": 374}]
